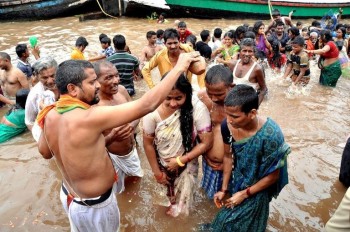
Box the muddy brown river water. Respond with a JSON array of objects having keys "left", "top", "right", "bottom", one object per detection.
[{"left": 0, "top": 16, "right": 349, "bottom": 232}]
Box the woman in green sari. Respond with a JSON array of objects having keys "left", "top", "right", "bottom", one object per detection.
[
  {"left": 212, "top": 85, "right": 290, "bottom": 231},
  {"left": 306, "top": 30, "right": 342, "bottom": 87},
  {"left": 0, "top": 89, "right": 29, "bottom": 143}
]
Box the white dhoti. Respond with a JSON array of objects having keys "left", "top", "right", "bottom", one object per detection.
[
  {"left": 60, "top": 182, "right": 120, "bottom": 232},
  {"left": 109, "top": 147, "right": 144, "bottom": 193}
]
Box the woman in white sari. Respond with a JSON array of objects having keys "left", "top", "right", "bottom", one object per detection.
[{"left": 143, "top": 74, "right": 213, "bottom": 217}]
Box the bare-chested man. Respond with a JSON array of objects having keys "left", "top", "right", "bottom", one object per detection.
[
  {"left": 198, "top": 65, "right": 234, "bottom": 199},
  {"left": 266, "top": 8, "right": 294, "bottom": 33},
  {"left": 227, "top": 38, "right": 267, "bottom": 105},
  {"left": 94, "top": 60, "right": 143, "bottom": 193},
  {"left": 37, "top": 52, "right": 200, "bottom": 231},
  {"left": 0, "top": 52, "right": 29, "bottom": 104},
  {"left": 139, "top": 31, "right": 163, "bottom": 70}
]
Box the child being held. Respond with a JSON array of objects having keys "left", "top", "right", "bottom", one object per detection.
[{"left": 281, "top": 36, "right": 310, "bottom": 85}]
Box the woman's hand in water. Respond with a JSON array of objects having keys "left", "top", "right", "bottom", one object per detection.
[{"left": 154, "top": 171, "right": 170, "bottom": 185}]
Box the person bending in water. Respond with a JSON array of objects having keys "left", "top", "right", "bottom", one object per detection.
[
  {"left": 143, "top": 73, "right": 213, "bottom": 217},
  {"left": 36, "top": 52, "right": 201, "bottom": 231},
  {"left": 282, "top": 36, "right": 310, "bottom": 86},
  {"left": 198, "top": 65, "right": 235, "bottom": 199}
]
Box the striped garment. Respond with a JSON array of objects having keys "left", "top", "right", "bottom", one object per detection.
[
  {"left": 201, "top": 158, "right": 223, "bottom": 199},
  {"left": 107, "top": 51, "right": 140, "bottom": 96}
]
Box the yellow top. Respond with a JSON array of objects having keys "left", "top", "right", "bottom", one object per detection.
[
  {"left": 71, "top": 48, "right": 85, "bottom": 60},
  {"left": 141, "top": 43, "right": 205, "bottom": 89}
]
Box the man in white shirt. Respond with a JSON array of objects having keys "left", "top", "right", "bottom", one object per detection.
[
  {"left": 209, "top": 28, "right": 223, "bottom": 53},
  {"left": 25, "top": 57, "right": 57, "bottom": 136}
]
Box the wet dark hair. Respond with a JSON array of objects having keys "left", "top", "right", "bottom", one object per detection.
[
  {"left": 234, "top": 26, "right": 247, "bottom": 40},
  {"left": 223, "top": 31, "right": 234, "bottom": 39},
  {"left": 213, "top": 28, "right": 222, "bottom": 39},
  {"left": 156, "top": 29, "right": 164, "bottom": 38},
  {"left": 161, "top": 73, "right": 193, "bottom": 152},
  {"left": 291, "top": 36, "right": 305, "bottom": 46},
  {"left": 146, "top": 30, "right": 156, "bottom": 39},
  {"left": 244, "top": 31, "right": 256, "bottom": 40},
  {"left": 99, "top": 33, "right": 108, "bottom": 42},
  {"left": 178, "top": 21, "right": 187, "bottom": 28},
  {"left": 55, "top": 60, "right": 94, "bottom": 94},
  {"left": 100, "top": 36, "right": 111, "bottom": 46},
  {"left": 163, "top": 28, "right": 180, "bottom": 43},
  {"left": 200, "top": 29, "right": 210, "bottom": 42},
  {"left": 113, "top": 34, "right": 126, "bottom": 50},
  {"left": 276, "top": 20, "right": 285, "bottom": 27},
  {"left": 336, "top": 24, "right": 345, "bottom": 31},
  {"left": 311, "top": 20, "right": 321, "bottom": 28},
  {"left": 287, "top": 27, "right": 300, "bottom": 36},
  {"left": 253, "top": 21, "right": 264, "bottom": 34},
  {"left": 320, "top": 30, "right": 333, "bottom": 43},
  {"left": 267, "top": 36, "right": 284, "bottom": 68},
  {"left": 75, "top": 36, "right": 89, "bottom": 47},
  {"left": 15, "top": 44, "right": 28, "bottom": 58},
  {"left": 186, "top": 34, "right": 197, "bottom": 48},
  {"left": 205, "top": 65, "right": 233, "bottom": 86},
  {"left": 272, "top": 9, "right": 281, "bottom": 16},
  {"left": 224, "top": 84, "right": 259, "bottom": 114},
  {"left": 338, "top": 27, "right": 346, "bottom": 39},
  {"left": 7, "top": 89, "right": 30, "bottom": 115}
]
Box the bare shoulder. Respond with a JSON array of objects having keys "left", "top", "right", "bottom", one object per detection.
[
  {"left": 197, "top": 90, "right": 211, "bottom": 108},
  {"left": 96, "top": 99, "right": 110, "bottom": 106},
  {"left": 197, "top": 89, "right": 207, "bottom": 100},
  {"left": 118, "top": 85, "right": 131, "bottom": 102},
  {"left": 156, "top": 45, "right": 163, "bottom": 52},
  {"left": 254, "top": 62, "right": 264, "bottom": 74},
  {"left": 15, "top": 67, "right": 26, "bottom": 78},
  {"left": 0, "top": 70, "right": 4, "bottom": 80},
  {"left": 141, "top": 46, "right": 147, "bottom": 53}
]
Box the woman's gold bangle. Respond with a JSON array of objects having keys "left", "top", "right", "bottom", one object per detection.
[{"left": 176, "top": 156, "right": 185, "bottom": 167}]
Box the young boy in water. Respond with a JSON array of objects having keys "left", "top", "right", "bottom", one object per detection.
[
  {"left": 177, "top": 21, "right": 192, "bottom": 44},
  {"left": 281, "top": 36, "right": 310, "bottom": 85},
  {"left": 88, "top": 34, "right": 115, "bottom": 62}
]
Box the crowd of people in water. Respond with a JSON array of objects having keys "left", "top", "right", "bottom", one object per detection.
[{"left": 0, "top": 7, "right": 349, "bottom": 232}]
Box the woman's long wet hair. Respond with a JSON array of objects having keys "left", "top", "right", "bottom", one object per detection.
[
  {"left": 7, "top": 89, "right": 29, "bottom": 115},
  {"left": 162, "top": 73, "right": 194, "bottom": 152}
]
